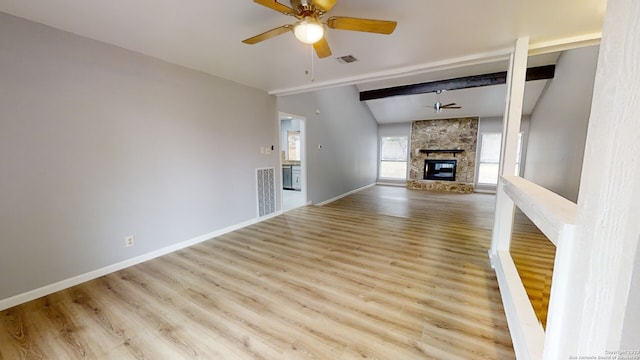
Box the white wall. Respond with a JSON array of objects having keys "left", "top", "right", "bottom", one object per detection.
[
  {"left": 478, "top": 116, "right": 530, "bottom": 136},
  {"left": 0, "top": 13, "right": 278, "bottom": 301},
  {"left": 378, "top": 122, "right": 411, "bottom": 138},
  {"left": 523, "top": 46, "right": 600, "bottom": 202},
  {"left": 277, "top": 86, "right": 378, "bottom": 204}
]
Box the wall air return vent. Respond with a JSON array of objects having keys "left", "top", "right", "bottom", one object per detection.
[{"left": 256, "top": 167, "right": 276, "bottom": 217}]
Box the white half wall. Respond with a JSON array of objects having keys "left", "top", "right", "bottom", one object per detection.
[{"left": 0, "top": 13, "right": 278, "bottom": 301}]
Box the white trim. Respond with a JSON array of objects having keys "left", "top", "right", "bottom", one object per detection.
[
  {"left": 270, "top": 49, "right": 513, "bottom": 96},
  {"left": 378, "top": 135, "right": 409, "bottom": 183},
  {"left": 279, "top": 112, "right": 308, "bottom": 212},
  {"left": 501, "top": 175, "right": 576, "bottom": 246},
  {"left": 315, "top": 183, "right": 376, "bottom": 206},
  {"left": 268, "top": 34, "right": 602, "bottom": 96},
  {"left": 473, "top": 188, "right": 496, "bottom": 194},
  {"left": 490, "top": 37, "right": 529, "bottom": 255},
  {"left": 489, "top": 37, "right": 546, "bottom": 358},
  {"left": 376, "top": 181, "right": 406, "bottom": 187},
  {"left": 491, "top": 250, "right": 546, "bottom": 360},
  {"left": 528, "top": 33, "right": 602, "bottom": 56},
  {"left": 543, "top": 224, "right": 577, "bottom": 359},
  {"left": 0, "top": 212, "right": 281, "bottom": 311}
]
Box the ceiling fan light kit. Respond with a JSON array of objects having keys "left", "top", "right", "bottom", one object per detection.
[
  {"left": 243, "top": 0, "right": 397, "bottom": 58},
  {"left": 293, "top": 17, "right": 324, "bottom": 44},
  {"left": 431, "top": 90, "right": 461, "bottom": 113}
]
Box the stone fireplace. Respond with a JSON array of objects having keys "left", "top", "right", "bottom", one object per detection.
[{"left": 407, "top": 117, "right": 478, "bottom": 193}]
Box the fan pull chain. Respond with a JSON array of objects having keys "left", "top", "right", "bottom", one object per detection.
[
  {"left": 304, "top": 45, "right": 315, "bottom": 82},
  {"left": 310, "top": 45, "right": 315, "bottom": 82}
]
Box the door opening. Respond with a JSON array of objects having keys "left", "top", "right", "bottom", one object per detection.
[{"left": 280, "top": 113, "right": 307, "bottom": 212}]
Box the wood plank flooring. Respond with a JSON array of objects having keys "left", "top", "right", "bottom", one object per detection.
[
  {"left": 0, "top": 185, "right": 556, "bottom": 359},
  {"left": 511, "top": 209, "right": 556, "bottom": 329}
]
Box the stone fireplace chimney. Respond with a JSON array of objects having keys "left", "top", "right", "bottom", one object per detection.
[{"left": 407, "top": 117, "right": 478, "bottom": 193}]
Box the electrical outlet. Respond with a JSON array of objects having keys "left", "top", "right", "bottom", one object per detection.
[{"left": 125, "top": 235, "right": 135, "bottom": 247}]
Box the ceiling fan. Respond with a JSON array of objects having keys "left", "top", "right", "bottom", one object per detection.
[
  {"left": 430, "top": 90, "right": 461, "bottom": 112},
  {"left": 242, "top": 0, "right": 397, "bottom": 58}
]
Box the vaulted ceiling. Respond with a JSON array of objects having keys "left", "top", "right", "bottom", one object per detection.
[{"left": 0, "top": 0, "right": 606, "bottom": 121}]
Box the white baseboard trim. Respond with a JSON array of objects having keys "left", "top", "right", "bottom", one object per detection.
[
  {"left": 475, "top": 188, "right": 497, "bottom": 194},
  {"left": 0, "top": 213, "right": 280, "bottom": 311},
  {"left": 315, "top": 183, "right": 376, "bottom": 206},
  {"left": 376, "top": 181, "right": 406, "bottom": 187}
]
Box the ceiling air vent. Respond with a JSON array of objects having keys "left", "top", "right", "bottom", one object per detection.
[{"left": 336, "top": 55, "right": 359, "bottom": 64}]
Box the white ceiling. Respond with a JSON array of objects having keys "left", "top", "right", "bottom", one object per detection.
[{"left": 0, "top": 0, "right": 605, "bottom": 122}]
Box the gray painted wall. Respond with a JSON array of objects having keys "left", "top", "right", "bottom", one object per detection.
[
  {"left": 524, "top": 46, "right": 600, "bottom": 202},
  {"left": 0, "top": 13, "right": 278, "bottom": 300},
  {"left": 277, "top": 86, "right": 378, "bottom": 204}
]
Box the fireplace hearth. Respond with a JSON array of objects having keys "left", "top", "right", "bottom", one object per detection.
[{"left": 424, "top": 159, "right": 457, "bottom": 181}]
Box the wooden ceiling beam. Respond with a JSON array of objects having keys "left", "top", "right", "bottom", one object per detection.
[{"left": 359, "top": 65, "right": 555, "bottom": 101}]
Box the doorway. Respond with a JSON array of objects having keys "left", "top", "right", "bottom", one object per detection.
[{"left": 280, "top": 113, "right": 307, "bottom": 212}]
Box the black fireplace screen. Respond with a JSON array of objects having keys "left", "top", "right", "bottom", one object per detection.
[{"left": 424, "top": 159, "right": 457, "bottom": 181}]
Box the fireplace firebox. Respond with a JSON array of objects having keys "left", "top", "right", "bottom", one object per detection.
[{"left": 424, "top": 159, "right": 457, "bottom": 181}]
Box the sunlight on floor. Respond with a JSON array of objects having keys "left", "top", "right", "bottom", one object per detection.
[{"left": 282, "top": 189, "right": 305, "bottom": 212}]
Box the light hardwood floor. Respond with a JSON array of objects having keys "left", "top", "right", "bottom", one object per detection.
[
  {"left": 0, "top": 186, "right": 553, "bottom": 359},
  {"left": 511, "top": 209, "right": 556, "bottom": 329}
]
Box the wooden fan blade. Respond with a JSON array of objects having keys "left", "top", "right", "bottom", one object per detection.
[
  {"left": 445, "top": 106, "right": 461, "bottom": 109},
  {"left": 254, "top": 0, "right": 295, "bottom": 15},
  {"left": 313, "top": 37, "right": 332, "bottom": 58},
  {"left": 327, "top": 16, "right": 397, "bottom": 34},
  {"left": 441, "top": 103, "right": 456, "bottom": 108},
  {"left": 312, "top": 0, "right": 337, "bottom": 12},
  {"left": 242, "top": 25, "right": 292, "bottom": 44}
]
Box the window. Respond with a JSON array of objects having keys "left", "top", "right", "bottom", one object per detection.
[
  {"left": 287, "top": 131, "right": 300, "bottom": 161},
  {"left": 478, "top": 133, "right": 502, "bottom": 185},
  {"left": 380, "top": 136, "right": 408, "bottom": 179},
  {"left": 477, "top": 132, "right": 524, "bottom": 185}
]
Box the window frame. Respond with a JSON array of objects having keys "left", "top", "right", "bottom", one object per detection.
[
  {"left": 379, "top": 136, "right": 409, "bottom": 180},
  {"left": 476, "top": 132, "right": 524, "bottom": 187}
]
